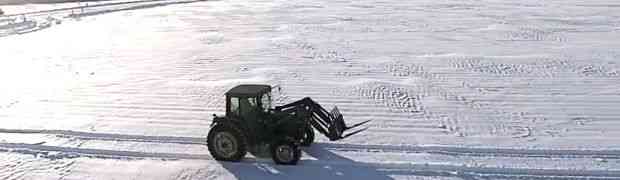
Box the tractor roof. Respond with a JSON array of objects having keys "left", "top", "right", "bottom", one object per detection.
[{"left": 226, "top": 84, "right": 271, "bottom": 97}]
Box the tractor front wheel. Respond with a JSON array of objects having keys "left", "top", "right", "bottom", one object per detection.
[
  {"left": 271, "top": 140, "right": 301, "bottom": 165},
  {"left": 207, "top": 125, "right": 247, "bottom": 162}
]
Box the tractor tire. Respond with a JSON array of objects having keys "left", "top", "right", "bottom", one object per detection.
[
  {"left": 300, "top": 127, "right": 314, "bottom": 147},
  {"left": 270, "top": 140, "right": 301, "bottom": 165},
  {"left": 207, "top": 125, "right": 247, "bottom": 162}
]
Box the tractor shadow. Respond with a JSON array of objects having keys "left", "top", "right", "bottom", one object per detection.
[
  {"left": 219, "top": 143, "right": 463, "bottom": 180},
  {"left": 219, "top": 144, "right": 391, "bottom": 180}
]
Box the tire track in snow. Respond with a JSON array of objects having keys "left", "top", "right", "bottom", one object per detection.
[
  {"left": 346, "top": 162, "right": 620, "bottom": 180},
  {"left": 0, "top": 128, "right": 205, "bottom": 145},
  {"left": 318, "top": 143, "right": 620, "bottom": 159},
  {"left": 0, "top": 143, "right": 212, "bottom": 160}
]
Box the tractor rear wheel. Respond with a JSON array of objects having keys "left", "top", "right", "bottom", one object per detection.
[
  {"left": 301, "top": 127, "right": 314, "bottom": 147},
  {"left": 207, "top": 125, "right": 247, "bottom": 162},
  {"left": 271, "top": 140, "right": 301, "bottom": 165}
]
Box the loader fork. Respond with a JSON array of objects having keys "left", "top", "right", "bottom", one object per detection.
[{"left": 275, "top": 97, "right": 370, "bottom": 141}]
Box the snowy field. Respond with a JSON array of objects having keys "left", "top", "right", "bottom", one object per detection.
[{"left": 1, "top": 0, "right": 620, "bottom": 179}]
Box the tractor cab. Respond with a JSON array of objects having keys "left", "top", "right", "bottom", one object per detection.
[{"left": 224, "top": 84, "right": 272, "bottom": 119}]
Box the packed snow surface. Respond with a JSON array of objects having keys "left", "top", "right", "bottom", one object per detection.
[{"left": 1, "top": 0, "right": 620, "bottom": 179}]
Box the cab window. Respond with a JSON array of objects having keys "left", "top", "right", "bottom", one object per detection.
[
  {"left": 230, "top": 97, "right": 240, "bottom": 116},
  {"left": 239, "top": 97, "right": 258, "bottom": 117},
  {"left": 261, "top": 93, "right": 271, "bottom": 112}
]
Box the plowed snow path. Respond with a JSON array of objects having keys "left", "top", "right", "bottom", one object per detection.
[
  {"left": 1, "top": 140, "right": 620, "bottom": 179},
  {"left": 3, "top": 128, "right": 620, "bottom": 159},
  {"left": 1, "top": 0, "right": 620, "bottom": 179},
  {"left": 1, "top": 129, "right": 620, "bottom": 179}
]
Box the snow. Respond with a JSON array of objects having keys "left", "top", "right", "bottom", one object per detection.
[{"left": 1, "top": 0, "right": 620, "bottom": 179}]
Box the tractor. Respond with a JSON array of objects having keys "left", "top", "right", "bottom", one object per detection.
[{"left": 207, "top": 84, "right": 369, "bottom": 165}]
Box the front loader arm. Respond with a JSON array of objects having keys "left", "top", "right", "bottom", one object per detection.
[{"left": 275, "top": 97, "right": 369, "bottom": 141}]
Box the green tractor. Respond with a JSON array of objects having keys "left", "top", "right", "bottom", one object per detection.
[{"left": 207, "top": 84, "right": 369, "bottom": 165}]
